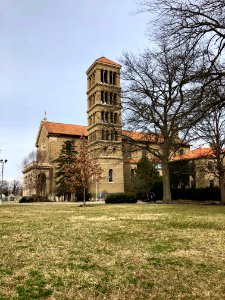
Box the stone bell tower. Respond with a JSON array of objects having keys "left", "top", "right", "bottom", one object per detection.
[{"left": 86, "top": 57, "right": 124, "bottom": 196}]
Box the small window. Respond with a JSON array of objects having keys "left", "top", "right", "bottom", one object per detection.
[
  {"left": 109, "top": 71, "right": 113, "bottom": 84},
  {"left": 109, "top": 169, "right": 113, "bottom": 182},
  {"left": 179, "top": 149, "right": 184, "bottom": 155},
  {"left": 105, "top": 130, "right": 109, "bottom": 140},
  {"left": 101, "top": 91, "right": 104, "bottom": 103},
  {"left": 114, "top": 93, "right": 117, "bottom": 104},
  {"left": 131, "top": 169, "right": 135, "bottom": 179},
  {"left": 154, "top": 163, "right": 162, "bottom": 170},
  {"left": 208, "top": 161, "right": 213, "bottom": 170},
  {"left": 105, "top": 92, "right": 108, "bottom": 104},
  {"left": 113, "top": 72, "right": 116, "bottom": 85},
  {"left": 104, "top": 70, "right": 108, "bottom": 83},
  {"left": 102, "top": 130, "right": 105, "bottom": 140}
]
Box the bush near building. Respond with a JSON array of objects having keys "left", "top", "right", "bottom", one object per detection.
[
  {"left": 171, "top": 187, "right": 220, "bottom": 201},
  {"left": 105, "top": 193, "right": 137, "bottom": 204}
]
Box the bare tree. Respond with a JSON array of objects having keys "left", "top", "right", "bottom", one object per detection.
[
  {"left": 121, "top": 42, "right": 207, "bottom": 202},
  {"left": 64, "top": 137, "right": 103, "bottom": 205},
  {"left": 193, "top": 99, "right": 225, "bottom": 203},
  {"left": 138, "top": 0, "right": 225, "bottom": 63},
  {"left": 2, "top": 180, "right": 9, "bottom": 196},
  {"left": 9, "top": 180, "right": 23, "bottom": 196},
  {"left": 136, "top": 0, "right": 225, "bottom": 104},
  {"left": 22, "top": 150, "right": 47, "bottom": 199}
]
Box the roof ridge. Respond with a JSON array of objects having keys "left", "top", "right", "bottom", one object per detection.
[{"left": 45, "top": 121, "right": 87, "bottom": 127}]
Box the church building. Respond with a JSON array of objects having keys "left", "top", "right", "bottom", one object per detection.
[{"left": 22, "top": 57, "right": 189, "bottom": 200}]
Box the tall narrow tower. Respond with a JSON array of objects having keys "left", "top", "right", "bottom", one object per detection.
[{"left": 86, "top": 57, "right": 124, "bottom": 195}]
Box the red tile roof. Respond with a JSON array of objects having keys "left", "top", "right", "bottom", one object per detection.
[
  {"left": 39, "top": 121, "right": 189, "bottom": 150},
  {"left": 44, "top": 122, "right": 88, "bottom": 136},
  {"left": 86, "top": 57, "right": 121, "bottom": 74},
  {"left": 42, "top": 122, "right": 159, "bottom": 142},
  {"left": 122, "top": 130, "right": 163, "bottom": 143},
  {"left": 173, "top": 148, "right": 215, "bottom": 161},
  {"left": 95, "top": 57, "right": 121, "bottom": 67}
]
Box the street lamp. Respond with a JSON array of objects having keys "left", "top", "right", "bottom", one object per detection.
[{"left": 0, "top": 159, "right": 7, "bottom": 203}]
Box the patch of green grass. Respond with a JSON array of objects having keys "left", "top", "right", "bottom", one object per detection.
[
  {"left": 147, "top": 257, "right": 192, "bottom": 267},
  {"left": 1, "top": 203, "right": 225, "bottom": 299},
  {"left": 16, "top": 270, "right": 53, "bottom": 299}
]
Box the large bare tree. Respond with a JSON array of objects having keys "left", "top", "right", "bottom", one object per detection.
[
  {"left": 138, "top": 0, "right": 225, "bottom": 62},
  {"left": 121, "top": 42, "right": 207, "bottom": 202},
  {"left": 137, "top": 0, "right": 225, "bottom": 104}
]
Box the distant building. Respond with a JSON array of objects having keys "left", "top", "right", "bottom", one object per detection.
[
  {"left": 22, "top": 57, "right": 189, "bottom": 200},
  {"left": 172, "top": 148, "right": 223, "bottom": 188}
]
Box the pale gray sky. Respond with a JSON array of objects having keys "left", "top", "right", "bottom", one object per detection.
[{"left": 0, "top": 0, "right": 151, "bottom": 181}]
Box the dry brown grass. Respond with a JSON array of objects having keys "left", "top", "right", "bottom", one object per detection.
[{"left": 0, "top": 203, "right": 225, "bottom": 299}]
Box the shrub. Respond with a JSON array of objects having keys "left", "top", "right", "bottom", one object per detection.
[
  {"left": 105, "top": 193, "right": 137, "bottom": 204},
  {"left": 151, "top": 180, "right": 163, "bottom": 200},
  {"left": 19, "top": 196, "right": 52, "bottom": 203},
  {"left": 19, "top": 196, "right": 36, "bottom": 203},
  {"left": 171, "top": 187, "right": 220, "bottom": 201}
]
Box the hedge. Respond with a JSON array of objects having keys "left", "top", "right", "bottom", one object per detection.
[
  {"left": 171, "top": 187, "right": 221, "bottom": 201},
  {"left": 105, "top": 193, "right": 137, "bottom": 204}
]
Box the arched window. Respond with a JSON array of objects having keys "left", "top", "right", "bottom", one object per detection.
[
  {"left": 114, "top": 93, "right": 117, "bottom": 104},
  {"left": 109, "top": 169, "right": 113, "bottom": 182},
  {"left": 105, "top": 130, "right": 109, "bottom": 140},
  {"left": 102, "top": 130, "right": 105, "bottom": 140},
  {"left": 114, "top": 113, "right": 117, "bottom": 124},
  {"left": 104, "top": 70, "right": 108, "bottom": 83}
]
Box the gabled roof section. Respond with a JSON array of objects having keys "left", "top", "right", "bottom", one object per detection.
[
  {"left": 35, "top": 121, "right": 88, "bottom": 147},
  {"left": 44, "top": 122, "right": 88, "bottom": 136},
  {"left": 172, "top": 148, "right": 215, "bottom": 161}
]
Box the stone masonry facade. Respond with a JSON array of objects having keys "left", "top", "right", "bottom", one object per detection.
[{"left": 23, "top": 57, "right": 190, "bottom": 200}]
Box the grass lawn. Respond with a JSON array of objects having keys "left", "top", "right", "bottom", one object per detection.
[{"left": 0, "top": 203, "right": 225, "bottom": 300}]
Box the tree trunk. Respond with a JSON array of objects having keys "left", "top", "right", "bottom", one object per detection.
[
  {"left": 83, "top": 188, "right": 86, "bottom": 206},
  {"left": 162, "top": 162, "right": 172, "bottom": 203},
  {"left": 219, "top": 172, "right": 225, "bottom": 204}
]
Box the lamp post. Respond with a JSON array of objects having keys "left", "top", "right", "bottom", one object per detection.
[{"left": 0, "top": 159, "right": 7, "bottom": 204}]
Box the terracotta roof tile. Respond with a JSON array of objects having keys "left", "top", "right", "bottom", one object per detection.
[
  {"left": 122, "top": 130, "right": 162, "bottom": 143},
  {"left": 173, "top": 148, "right": 214, "bottom": 161},
  {"left": 43, "top": 122, "right": 159, "bottom": 142},
  {"left": 95, "top": 57, "right": 121, "bottom": 67},
  {"left": 42, "top": 122, "right": 185, "bottom": 145},
  {"left": 87, "top": 57, "right": 121, "bottom": 73},
  {"left": 44, "top": 122, "right": 88, "bottom": 136}
]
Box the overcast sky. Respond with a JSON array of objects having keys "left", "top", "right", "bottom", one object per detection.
[{"left": 0, "top": 0, "right": 152, "bottom": 182}]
